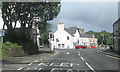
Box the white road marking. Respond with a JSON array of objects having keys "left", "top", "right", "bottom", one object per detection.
[
  {"left": 43, "top": 57, "right": 46, "bottom": 58},
  {"left": 35, "top": 68, "right": 37, "bottom": 69},
  {"left": 85, "top": 62, "right": 95, "bottom": 72},
  {"left": 77, "top": 64, "right": 79, "bottom": 65},
  {"left": 70, "top": 63, "right": 73, "bottom": 67},
  {"left": 34, "top": 60, "right": 38, "bottom": 62},
  {"left": 28, "top": 63, "right": 33, "bottom": 65},
  {"left": 40, "top": 58, "right": 43, "bottom": 60},
  {"left": 67, "top": 69, "right": 73, "bottom": 72},
  {"left": 38, "top": 63, "right": 43, "bottom": 66},
  {"left": 78, "top": 54, "right": 81, "bottom": 56},
  {"left": 59, "top": 63, "right": 63, "bottom": 66},
  {"left": 66, "top": 52, "right": 70, "bottom": 55},
  {"left": 25, "top": 68, "right": 30, "bottom": 70},
  {"left": 37, "top": 68, "right": 42, "bottom": 71},
  {"left": 49, "top": 63, "right": 54, "bottom": 66},
  {"left": 17, "top": 67, "right": 23, "bottom": 70},
  {"left": 78, "top": 51, "right": 79, "bottom": 54},
  {"left": 81, "top": 57, "right": 84, "bottom": 61}
]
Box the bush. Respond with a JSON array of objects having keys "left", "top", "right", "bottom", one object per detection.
[
  {"left": 2, "top": 41, "right": 22, "bottom": 58},
  {"left": 2, "top": 41, "right": 22, "bottom": 49}
]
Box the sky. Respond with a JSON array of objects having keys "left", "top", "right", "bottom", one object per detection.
[
  {"left": 49, "top": 1, "right": 119, "bottom": 33},
  {"left": 0, "top": 0, "right": 119, "bottom": 33}
]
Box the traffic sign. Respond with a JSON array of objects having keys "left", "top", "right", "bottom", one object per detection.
[{"left": 0, "top": 29, "right": 5, "bottom": 36}]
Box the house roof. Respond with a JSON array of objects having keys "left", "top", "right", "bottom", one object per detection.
[
  {"left": 80, "top": 33, "right": 93, "bottom": 38},
  {"left": 64, "top": 27, "right": 78, "bottom": 37},
  {"left": 113, "top": 18, "right": 120, "bottom": 26}
]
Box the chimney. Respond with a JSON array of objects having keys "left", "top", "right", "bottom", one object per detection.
[
  {"left": 58, "top": 22, "right": 64, "bottom": 30},
  {"left": 79, "top": 27, "right": 82, "bottom": 33}
]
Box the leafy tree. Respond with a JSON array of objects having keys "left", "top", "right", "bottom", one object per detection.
[
  {"left": 86, "top": 30, "right": 113, "bottom": 45},
  {"left": 2, "top": 2, "right": 61, "bottom": 54}
]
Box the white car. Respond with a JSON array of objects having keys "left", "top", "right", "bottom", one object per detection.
[{"left": 40, "top": 45, "right": 43, "bottom": 48}]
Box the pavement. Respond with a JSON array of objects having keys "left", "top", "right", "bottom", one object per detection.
[
  {"left": 1, "top": 48, "right": 119, "bottom": 72},
  {"left": 98, "top": 48, "right": 120, "bottom": 58}
]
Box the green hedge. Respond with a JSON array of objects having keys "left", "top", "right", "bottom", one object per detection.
[{"left": 2, "top": 41, "right": 22, "bottom": 58}]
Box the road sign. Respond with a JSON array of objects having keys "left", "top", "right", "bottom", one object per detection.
[{"left": 0, "top": 29, "right": 5, "bottom": 36}]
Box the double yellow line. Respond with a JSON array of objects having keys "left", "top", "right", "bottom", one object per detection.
[{"left": 106, "top": 55, "right": 120, "bottom": 60}]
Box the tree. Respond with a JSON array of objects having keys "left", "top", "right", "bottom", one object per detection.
[
  {"left": 86, "top": 30, "right": 113, "bottom": 45},
  {"left": 2, "top": 2, "right": 61, "bottom": 54}
]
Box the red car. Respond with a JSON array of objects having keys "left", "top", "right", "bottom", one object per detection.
[
  {"left": 91, "top": 46, "right": 96, "bottom": 48},
  {"left": 76, "top": 45, "right": 86, "bottom": 49}
]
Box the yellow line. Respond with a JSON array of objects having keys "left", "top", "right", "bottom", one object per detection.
[
  {"left": 51, "top": 51, "right": 59, "bottom": 56},
  {"left": 106, "top": 55, "right": 120, "bottom": 60}
]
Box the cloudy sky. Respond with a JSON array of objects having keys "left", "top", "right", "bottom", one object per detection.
[{"left": 49, "top": 1, "right": 119, "bottom": 33}]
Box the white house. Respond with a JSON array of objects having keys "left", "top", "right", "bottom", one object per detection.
[
  {"left": 50, "top": 22, "right": 98, "bottom": 50},
  {"left": 50, "top": 22, "right": 80, "bottom": 49}
]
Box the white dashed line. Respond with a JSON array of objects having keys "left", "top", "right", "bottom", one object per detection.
[
  {"left": 40, "top": 58, "right": 43, "bottom": 60},
  {"left": 80, "top": 57, "right": 84, "bottom": 61},
  {"left": 43, "top": 57, "right": 46, "bottom": 58},
  {"left": 28, "top": 63, "right": 33, "bottom": 65},
  {"left": 66, "top": 52, "right": 70, "bottom": 55},
  {"left": 17, "top": 67, "right": 23, "bottom": 70},
  {"left": 37, "top": 68, "right": 42, "bottom": 71},
  {"left": 25, "top": 68, "right": 30, "bottom": 70},
  {"left": 70, "top": 63, "right": 73, "bottom": 67},
  {"left": 34, "top": 60, "right": 38, "bottom": 62},
  {"left": 59, "top": 63, "right": 63, "bottom": 66},
  {"left": 49, "top": 63, "right": 54, "bottom": 66},
  {"left": 78, "top": 54, "right": 81, "bottom": 56},
  {"left": 77, "top": 64, "right": 79, "bottom": 65},
  {"left": 85, "top": 62, "right": 95, "bottom": 72},
  {"left": 38, "top": 63, "right": 43, "bottom": 66},
  {"left": 78, "top": 51, "right": 79, "bottom": 54}
]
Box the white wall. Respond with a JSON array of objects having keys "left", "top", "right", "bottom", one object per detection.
[{"left": 51, "top": 28, "right": 74, "bottom": 49}]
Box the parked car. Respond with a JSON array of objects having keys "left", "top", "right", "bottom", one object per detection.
[
  {"left": 40, "top": 45, "right": 44, "bottom": 48},
  {"left": 80, "top": 45, "right": 86, "bottom": 49},
  {"left": 75, "top": 45, "right": 86, "bottom": 49},
  {"left": 75, "top": 45, "right": 81, "bottom": 49},
  {"left": 91, "top": 46, "right": 96, "bottom": 48}
]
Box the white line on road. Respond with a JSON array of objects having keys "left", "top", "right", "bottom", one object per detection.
[
  {"left": 85, "top": 62, "right": 95, "bottom": 72},
  {"left": 77, "top": 64, "right": 79, "bottom": 65},
  {"left": 66, "top": 52, "right": 70, "bottom": 55},
  {"left": 78, "top": 51, "right": 79, "bottom": 54},
  {"left": 80, "top": 57, "right": 84, "bottom": 61},
  {"left": 43, "top": 57, "right": 46, "bottom": 58},
  {"left": 37, "top": 68, "right": 42, "bottom": 72},
  {"left": 17, "top": 67, "right": 23, "bottom": 70},
  {"left": 70, "top": 63, "right": 73, "bottom": 67},
  {"left": 28, "top": 63, "right": 33, "bottom": 65},
  {"left": 59, "top": 63, "right": 63, "bottom": 66},
  {"left": 34, "top": 60, "right": 38, "bottom": 62},
  {"left": 35, "top": 68, "right": 38, "bottom": 69},
  {"left": 25, "top": 68, "right": 30, "bottom": 70},
  {"left": 49, "top": 63, "right": 54, "bottom": 66},
  {"left": 78, "top": 54, "right": 81, "bottom": 56},
  {"left": 40, "top": 58, "right": 43, "bottom": 60},
  {"left": 38, "top": 63, "right": 43, "bottom": 66}
]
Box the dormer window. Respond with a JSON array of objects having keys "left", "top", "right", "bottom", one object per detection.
[{"left": 67, "top": 36, "right": 69, "bottom": 40}]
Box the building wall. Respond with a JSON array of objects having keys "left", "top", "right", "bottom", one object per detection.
[
  {"left": 118, "top": 1, "right": 120, "bottom": 18},
  {"left": 52, "top": 29, "right": 74, "bottom": 49},
  {"left": 113, "top": 21, "right": 120, "bottom": 52}
]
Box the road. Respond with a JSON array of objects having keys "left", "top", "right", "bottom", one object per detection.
[{"left": 2, "top": 48, "right": 118, "bottom": 72}]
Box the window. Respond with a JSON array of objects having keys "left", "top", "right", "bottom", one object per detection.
[
  {"left": 58, "top": 44, "right": 61, "bottom": 48},
  {"left": 67, "top": 36, "right": 69, "bottom": 40},
  {"left": 62, "top": 44, "right": 65, "bottom": 48}
]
